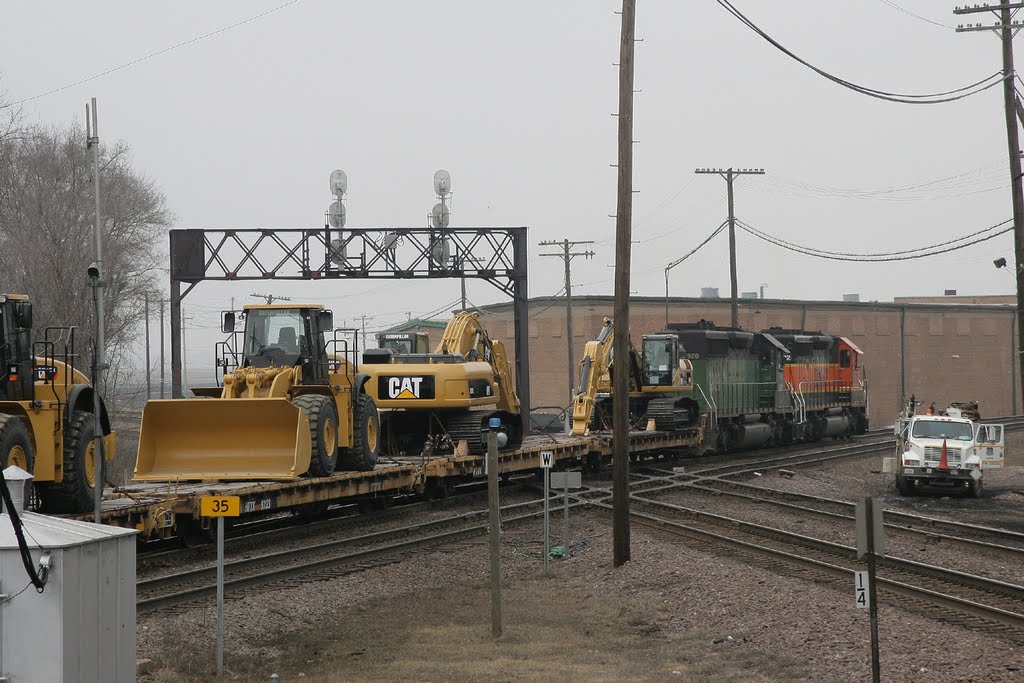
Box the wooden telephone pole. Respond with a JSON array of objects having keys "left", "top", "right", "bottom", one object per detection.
[
  {"left": 955, "top": 3, "right": 1024, "bottom": 412},
  {"left": 694, "top": 167, "right": 764, "bottom": 328},
  {"left": 612, "top": 0, "right": 637, "bottom": 568},
  {"left": 539, "top": 239, "right": 595, "bottom": 402}
]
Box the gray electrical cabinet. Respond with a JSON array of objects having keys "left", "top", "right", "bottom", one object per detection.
[{"left": 0, "top": 511, "right": 137, "bottom": 682}]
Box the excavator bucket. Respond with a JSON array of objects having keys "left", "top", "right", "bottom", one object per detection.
[{"left": 134, "top": 399, "right": 312, "bottom": 480}]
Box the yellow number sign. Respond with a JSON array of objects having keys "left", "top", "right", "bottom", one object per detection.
[{"left": 201, "top": 496, "right": 241, "bottom": 517}]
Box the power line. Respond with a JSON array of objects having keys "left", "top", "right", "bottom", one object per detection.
[
  {"left": 714, "top": 0, "right": 1005, "bottom": 104},
  {"left": 877, "top": 0, "right": 956, "bottom": 29},
  {"left": 663, "top": 220, "right": 728, "bottom": 324},
  {"left": 736, "top": 217, "right": 1013, "bottom": 262},
  {"left": 5, "top": 0, "right": 304, "bottom": 107}
]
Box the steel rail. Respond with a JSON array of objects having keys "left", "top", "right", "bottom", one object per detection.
[
  {"left": 599, "top": 496, "right": 1024, "bottom": 631},
  {"left": 138, "top": 497, "right": 585, "bottom": 613}
]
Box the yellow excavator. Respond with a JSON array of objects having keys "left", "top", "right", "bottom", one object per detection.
[
  {"left": 361, "top": 311, "right": 521, "bottom": 455},
  {"left": 0, "top": 294, "right": 116, "bottom": 513},
  {"left": 134, "top": 303, "right": 379, "bottom": 481},
  {"left": 571, "top": 318, "right": 698, "bottom": 435}
]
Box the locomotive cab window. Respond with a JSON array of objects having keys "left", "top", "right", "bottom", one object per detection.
[{"left": 839, "top": 349, "right": 851, "bottom": 368}]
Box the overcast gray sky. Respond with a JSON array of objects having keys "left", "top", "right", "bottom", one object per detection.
[{"left": 1, "top": 1, "right": 1018, "bottom": 372}]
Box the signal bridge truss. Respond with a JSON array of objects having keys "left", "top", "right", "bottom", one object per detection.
[{"left": 168, "top": 226, "right": 531, "bottom": 420}]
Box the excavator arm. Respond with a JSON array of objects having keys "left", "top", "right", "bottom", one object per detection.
[
  {"left": 571, "top": 318, "right": 614, "bottom": 435},
  {"left": 436, "top": 310, "right": 520, "bottom": 414},
  {"left": 571, "top": 318, "right": 644, "bottom": 435}
]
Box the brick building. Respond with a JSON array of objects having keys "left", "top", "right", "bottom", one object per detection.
[{"left": 386, "top": 296, "right": 1020, "bottom": 426}]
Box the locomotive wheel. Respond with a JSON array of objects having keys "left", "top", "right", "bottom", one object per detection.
[
  {"left": 295, "top": 395, "right": 339, "bottom": 477},
  {"left": 37, "top": 411, "right": 99, "bottom": 514},
  {"left": 339, "top": 394, "right": 380, "bottom": 472}
]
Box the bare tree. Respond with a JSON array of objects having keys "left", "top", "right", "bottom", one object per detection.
[
  {"left": 0, "top": 118, "right": 173, "bottom": 395},
  {"left": 0, "top": 85, "right": 26, "bottom": 144}
]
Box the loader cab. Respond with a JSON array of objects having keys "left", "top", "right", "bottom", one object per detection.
[
  {"left": 0, "top": 295, "right": 35, "bottom": 402},
  {"left": 238, "top": 305, "right": 334, "bottom": 384}
]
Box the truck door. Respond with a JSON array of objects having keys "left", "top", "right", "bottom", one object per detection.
[{"left": 975, "top": 423, "right": 1004, "bottom": 469}]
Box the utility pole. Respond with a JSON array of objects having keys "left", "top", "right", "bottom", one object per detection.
[
  {"left": 250, "top": 292, "right": 291, "bottom": 305},
  {"left": 612, "top": 0, "right": 637, "bottom": 568},
  {"left": 694, "top": 167, "right": 764, "bottom": 328},
  {"left": 159, "top": 297, "right": 165, "bottom": 399},
  {"left": 539, "top": 239, "right": 595, "bottom": 402},
  {"left": 144, "top": 292, "right": 151, "bottom": 401},
  {"left": 955, "top": 2, "right": 1024, "bottom": 414},
  {"left": 357, "top": 315, "right": 374, "bottom": 352}
]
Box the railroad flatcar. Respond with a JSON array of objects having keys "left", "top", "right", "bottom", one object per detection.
[{"left": 663, "top": 321, "right": 867, "bottom": 451}]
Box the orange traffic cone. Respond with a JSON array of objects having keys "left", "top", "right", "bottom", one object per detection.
[{"left": 939, "top": 438, "right": 949, "bottom": 471}]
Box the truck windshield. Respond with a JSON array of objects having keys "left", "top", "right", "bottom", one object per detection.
[{"left": 912, "top": 420, "right": 973, "bottom": 441}]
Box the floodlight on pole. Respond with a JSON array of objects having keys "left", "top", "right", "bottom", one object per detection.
[
  {"left": 433, "top": 169, "right": 452, "bottom": 198},
  {"left": 431, "top": 202, "right": 451, "bottom": 229},
  {"left": 329, "top": 169, "right": 348, "bottom": 197}
]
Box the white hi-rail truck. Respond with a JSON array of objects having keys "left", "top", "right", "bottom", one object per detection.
[{"left": 885, "top": 399, "right": 1005, "bottom": 497}]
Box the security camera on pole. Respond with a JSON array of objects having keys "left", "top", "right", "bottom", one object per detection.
[{"left": 86, "top": 99, "right": 107, "bottom": 525}]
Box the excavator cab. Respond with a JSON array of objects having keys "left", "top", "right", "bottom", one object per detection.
[
  {"left": 641, "top": 335, "right": 678, "bottom": 387},
  {"left": 375, "top": 332, "right": 430, "bottom": 355}
]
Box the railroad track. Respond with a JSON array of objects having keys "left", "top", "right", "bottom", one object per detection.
[
  {"left": 137, "top": 496, "right": 584, "bottom": 614},
  {"left": 590, "top": 495, "right": 1024, "bottom": 639},
  {"left": 643, "top": 476, "right": 1024, "bottom": 557}
]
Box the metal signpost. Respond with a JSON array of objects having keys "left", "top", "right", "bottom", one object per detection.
[
  {"left": 550, "top": 471, "right": 582, "bottom": 559},
  {"left": 201, "top": 495, "right": 241, "bottom": 676},
  {"left": 540, "top": 451, "right": 553, "bottom": 570},
  {"left": 486, "top": 418, "right": 502, "bottom": 638},
  {"left": 855, "top": 496, "right": 886, "bottom": 683}
]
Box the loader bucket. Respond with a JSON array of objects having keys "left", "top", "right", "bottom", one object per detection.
[{"left": 134, "top": 399, "right": 312, "bottom": 480}]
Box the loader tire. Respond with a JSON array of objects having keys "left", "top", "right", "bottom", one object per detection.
[
  {"left": 339, "top": 394, "right": 379, "bottom": 472},
  {"left": 38, "top": 411, "right": 99, "bottom": 514},
  {"left": 294, "top": 395, "right": 339, "bottom": 477},
  {"left": 0, "top": 414, "right": 34, "bottom": 476}
]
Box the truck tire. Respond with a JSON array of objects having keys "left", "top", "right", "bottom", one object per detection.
[
  {"left": 967, "top": 478, "right": 983, "bottom": 499},
  {"left": 0, "top": 414, "right": 34, "bottom": 475},
  {"left": 294, "top": 395, "right": 339, "bottom": 477},
  {"left": 339, "top": 394, "right": 379, "bottom": 472},
  {"left": 895, "top": 475, "right": 913, "bottom": 497},
  {"left": 38, "top": 411, "right": 99, "bottom": 514}
]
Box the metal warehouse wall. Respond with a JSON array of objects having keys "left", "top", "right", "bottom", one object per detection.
[{"left": 471, "top": 296, "right": 1020, "bottom": 426}]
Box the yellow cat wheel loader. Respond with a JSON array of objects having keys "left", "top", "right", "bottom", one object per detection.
[
  {"left": 134, "top": 303, "right": 380, "bottom": 481},
  {"left": 0, "top": 294, "right": 116, "bottom": 513},
  {"left": 361, "top": 311, "right": 521, "bottom": 455}
]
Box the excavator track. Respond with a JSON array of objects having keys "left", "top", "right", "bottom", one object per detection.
[
  {"left": 645, "top": 397, "right": 696, "bottom": 433},
  {"left": 443, "top": 409, "right": 523, "bottom": 454}
]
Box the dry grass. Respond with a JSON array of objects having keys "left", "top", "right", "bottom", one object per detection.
[{"left": 146, "top": 572, "right": 806, "bottom": 683}]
